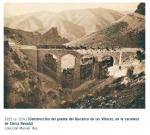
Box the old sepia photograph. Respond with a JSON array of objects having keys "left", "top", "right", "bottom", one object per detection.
[{"left": 4, "top": 3, "right": 145, "bottom": 109}]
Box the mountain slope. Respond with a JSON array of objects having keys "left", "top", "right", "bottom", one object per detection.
[
  {"left": 13, "top": 16, "right": 44, "bottom": 32},
  {"left": 66, "top": 13, "right": 145, "bottom": 48},
  {"left": 5, "top": 7, "right": 123, "bottom": 40},
  {"left": 4, "top": 27, "right": 69, "bottom": 45}
]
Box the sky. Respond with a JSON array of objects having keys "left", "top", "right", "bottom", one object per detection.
[{"left": 4, "top": 3, "right": 139, "bottom": 17}]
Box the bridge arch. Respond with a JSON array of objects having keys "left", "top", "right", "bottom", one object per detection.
[
  {"left": 80, "top": 54, "right": 95, "bottom": 81},
  {"left": 98, "top": 54, "right": 119, "bottom": 65},
  {"left": 61, "top": 54, "right": 76, "bottom": 71},
  {"left": 61, "top": 54, "right": 76, "bottom": 88},
  {"left": 38, "top": 49, "right": 83, "bottom": 88},
  {"left": 42, "top": 53, "right": 58, "bottom": 80},
  {"left": 97, "top": 55, "right": 118, "bottom": 80},
  {"left": 101, "top": 55, "right": 114, "bottom": 67}
]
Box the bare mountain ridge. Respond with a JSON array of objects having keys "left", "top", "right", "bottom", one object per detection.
[
  {"left": 5, "top": 7, "right": 123, "bottom": 41},
  {"left": 66, "top": 13, "right": 145, "bottom": 48},
  {"left": 4, "top": 27, "right": 69, "bottom": 45}
]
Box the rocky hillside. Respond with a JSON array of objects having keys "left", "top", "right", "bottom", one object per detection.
[
  {"left": 4, "top": 43, "right": 61, "bottom": 108},
  {"left": 5, "top": 7, "right": 123, "bottom": 40},
  {"left": 66, "top": 13, "right": 145, "bottom": 49},
  {"left": 4, "top": 27, "right": 69, "bottom": 45},
  {"left": 59, "top": 73, "right": 145, "bottom": 108}
]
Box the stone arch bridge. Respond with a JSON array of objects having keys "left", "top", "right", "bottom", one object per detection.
[{"left": 19, "top": 45, "right": 142, "bottom": 88}]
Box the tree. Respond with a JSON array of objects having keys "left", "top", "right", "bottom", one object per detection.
[
  {"left": 135, "top": 3, "right": 145, "bottom": 15},
  {"left": 136, "top": 50, "right": 145, "bottom": 62},
  {"left": 138, "top": 30, "right": 145, "bottom": 50},
  {"left": 127, "top": 66, "right": 134, "bottom": 79}
]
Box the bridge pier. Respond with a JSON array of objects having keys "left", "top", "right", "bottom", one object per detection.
[
  {"left": 73, "top": 57, "right": 81, "bottom": 88},
  {"left": 56, "top": 59, "right": 62, "bottom": 87},
  {"left": 92, "top": 57, "right": 99, "bottom": 79}
]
